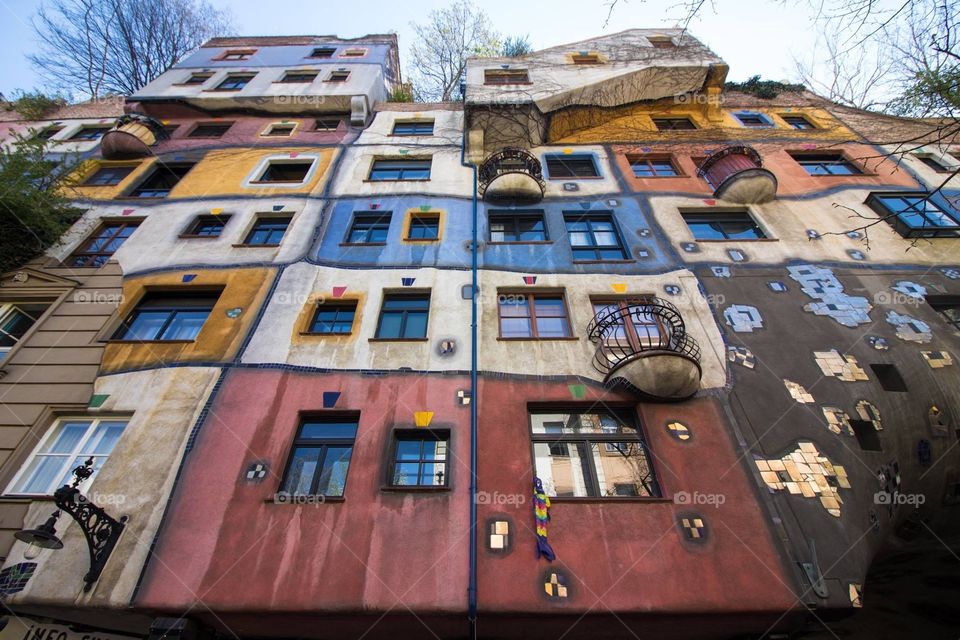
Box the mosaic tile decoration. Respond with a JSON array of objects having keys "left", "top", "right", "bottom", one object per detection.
[
  {"left": 788, "top": 265, "right": 872, "bottom": 328},
  {"left": 667, "top": 421, "right": 691, "bottom": 441},
  {"left": 0, "top": 562, "right": 36, "bottom": 597},
  {"left": 663, "top": 285, "right": 681, "bottom": 296},
  {"left": 929, "top": 405, "right": 950, "bottom": 437},
  {"left": 855, "top": 400, "right": 882, "bottom": 430},
  {"left": 891, "top": 281, "right": 927, "bottom": 301},
  {"left": 822, "top": 406, "right": 854, "bottom": 436},
  {"left": 711, "top": 266, "right": 731, "bottom": 278},
  {"left": 921, "top": 350, "right": 954, "bottom": 368},
  {"left": 813, "top": 349, "right": 869, "bottom": 381},
  {"left": 457, "top": 389, "right": 472, "bottom": 405},
  {"left": 876, "top": 461, "right": 901, "bottom": 515},
  {"left": 848, "top": 250, "right": 866, "bottom": 261},
  {"left": 849, "top": 583, "right": 863, "bottom": 608},
  {"left": 680, "top": 516, "right": 707, "bottom": 540},
  {"left": 727, "top": 346, "right": 756, "bottom": 369},
  {"left": 885, "top": 310, "right": 932, "bottom": 343},
  {"left": 866, "top": 336, "right": 890, "bottom": 351},
  {"left": 846, "top": 231, "right": 862, "bottom": 239},
  {"left": 544, "top": 571, "right": 569, "bottom": 599},
  {"left": 245, "top": 462, "right": 268, "bottom": 481},
  {"left": 489, "top": 520, "right": 510, "bottom": 551},
  {"left": 940, "top": 267, "right": 960, "bottom": 280},
  {"left": 682, "top": 242, "right": 699, "bottom": 253},
  {"left": 756, "top": 441, "right": 849, "bottom": 517},
  {"left": 784, "top": 380, "right": 815, "bottom": 403},
  {"left": 728, "top": 249, "right": 746, "bottom": 262},
  {"left": 768, "top": 281, "right": 788, "bottom": 292},
  {"left": 724, "top": 305, "right": 763, "bottom": 333},
  {"left": 807, "top": 229, "right": 821, "bottom": 239}
]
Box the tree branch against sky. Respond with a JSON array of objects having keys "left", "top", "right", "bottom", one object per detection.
[{"left": 29, "top": 0, "right": 234, "bottom": 98}]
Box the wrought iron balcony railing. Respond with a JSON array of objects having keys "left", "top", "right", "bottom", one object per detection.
[
  {"left": 587, "top": 297, "right": 702, "bottom": 400},
  {"left": 478, "top": 147, "right": 546, "bottom": 203},
  {"left": 697, "top": 145, "right": 777, "bottom": 204}
]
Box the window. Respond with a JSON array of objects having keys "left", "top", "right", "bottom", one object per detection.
[
  {"left": 734, "top": 112, "right": 772, "bottom": 128},
  {"left": 0, "top": 303, "right": 48, "bottom": 361},
  {"left": 565, "top": 214, "right": 627, "bottom": 261},
  {"left": 572, "top": 53, "right": 602, "bottom": 64},
  {"left": 489, "top": 211, "right": 547, "bottom": 243},
  {"left": 340, "top": 49, "right": 367, "bottom": 57},
  {"left": 215, "top": 74, "right": 255, "bottom": 91},
  {"left": 220, "top": 49, "right": 255, "bottom": 61},
  {"left": 628, "top": 155, "right": 679, "bottom": 177},
  {"left": 279, "top": 416, "right": 356, "bottom": 497},
  {"left": 484, "top": 69, "right": 530, "bottom": 84},
  {"left": 253, "top": 160, "right": 314, "bottom": 183},
  {"left": 84, "top": 165, "right": 136, "bottom": 186},
  {"left": 652, "top": 117, "right": 696, "bottom": 131},
  {"left": 870, "top": 364, "right": 908, "bottom": 392},
  {"left": 262, "top": 123, "right": 296, "bottom": 137},
  {"left": 406, "top": 213, "right": 440, "bottom": 240},
  {"left": 182, "top": 72, "right": 212, "bottom": 85},
  {"left": 309, "top": 47, "right": 336, "bottom": 58},
  {"left": 346, "top": 213, "right": 391, "bottom": 244},
  {"left": 918, "top": 156, "right": 951, "bottom": 173},
  {"left": 390, "top": 431, "right": 449, "bottom": 487},
  {"left": 68, "top": 221, "right": 139, "bottom": 267},
  {"left": 129, "top": 163, "right": 194, "bottom": 198},
  {"left": 188, "top": 122, "right": 233, "bottom": 138},
  {"left": 851, "top": 420, "right": 882, "bottom": 451},
  {"left": 545, "top": 154, "right": 599, "bottom": 179},
  {"left": 392, "top": 121, "right": 435, "bottom": 136},
  {"left": 530, "top": 409, "right": 660, "bottom": 498},
  {"left": 162, "top": 124, "right": 180, "bottom": 137},
  {"left": 184, "top": 215, "right": 230, "bottom": 238},
  {"left": 369, "top": 158, "right": 432, "bottom": 181},
  {"left": 498, "top": 292, "right": 571, "bottom": 339},
  {"left": 592, "top": 299, "right": 664, "bottom": 348},
  {"left": 280, "top": 71, "right": 318, "bottom": 83},
  {"left": 927, "top": 296, "right": 960, "bottom": 331},
  {"left": 326, "top": 71, "right": 350, "bottom": 83},
  {"left": 681, "top": 210, "right": 766, "bottom": 240},
  {"left": 865, "top": 193, "right": 960, "bottom": 238},
  {"left": 113, "top": 291, "right": 219, "bottom": 341},
  {"left": 309, "top": 301, "right": 357, "bottom": 335},
  {"left": 69, "top": 126, "right": 111, "bottom": 141},
  {"left": 648, "top": 36, "right": 675, "bottom": 48},
  {"left": 6, "top": 418, "right": 127, "bottom": 495},
  {"left": 315, "top": 117, "right": 343, "bottom": 131},
  {"left": 791, "top": 153, "right": 861, "bottom": 175},
  {"left": 782, "top": 115, "right": 815, "bottom": 129},
  {"left": 34, "top": 126, "right": 63, "bottom": 140},
  {"left": 375, "top": 294, "right": 430, "bottom": 339},
  {"left": 244, "top": 216, "right": 291, "bottom": 245}
]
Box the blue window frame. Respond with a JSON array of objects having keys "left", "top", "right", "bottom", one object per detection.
[
  {"left": 564, "top": 213, "right": 627, "bottom": 261},
  {"left": 244, "top": 217, "right": 291, "bottom": 245},
  {"left": 369, "top": 159, "right": 432, "bottom": 181},
  {"left": 791, "top": 153, "right": 861, "bottom": 175},
  {"left": 113, "top": 291, "right": 219, "bottom": 341},
  {"left": 309, "top": 301, "right": 357, "bottom": 334},
  {"left": 866, "top": 193, "right": 960, "bottom": 238},
  {"left": 346, "top": 213, "right": 391, "bottom": 244},
  {"left": 681, "top": 210, "right": 766, "bottom": 240},
  {"left": 280, "top": 416, "right": 357, "bottom": 497},
  {"left": 628, "top": 155, "right": 679, "bottom": 177},
  {"left": 782, "top": 115, "right": 815, "bottom": 129},
  {"left": 186, "top": 215, "right": 230, "bottom": 237},
  {"left": 545, "top": 154, "right": 600, "bottom": 179},
  {"left": 734, "top": 112, "right": 773, "bottom": 128},
  {"left": 375, "top": 294, "right": 430, "bottom": 339},
  {"left": 392, "top": 121, "right": 434, "bottom": 136}
]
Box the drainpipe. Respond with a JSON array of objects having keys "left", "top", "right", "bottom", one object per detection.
[{"left": 461, "top": 120, "right": 479, "bottom": 640}]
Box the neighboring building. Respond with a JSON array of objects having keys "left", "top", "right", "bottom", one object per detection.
[{"left": 0, "top": 28, "right": 957, "bottom": 640}]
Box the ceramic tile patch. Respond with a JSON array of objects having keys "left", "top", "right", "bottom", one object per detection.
[
  {"left": 813, "top": 349, "right": 868, "bottom": 381},
  {"left": 855, "top": 400, "right": 882, "bottom": 430},
  {"left": 784, "top": 380, "right": 815, "bottom": 403},
  {"left": 755, "top": 441, "right": 849, "bottom": 517},
  {"left": 724, "top": 305, "right": 763, "bottom": 332},
  {"left": 727, "top": 346, "right": 756, "bottom": 368},
  {"left": 891, "top": 281, "right": 927, "bottom": 301},
  {"left": 885, "top": 311, "right": 932, "bottom": 343},
  {"left": 788, "top": 264, "right": 872, "bottom": 327},
  {"left": 921, "top": 351, "right": 953, "bottom": 368},
  {"left": 822, "top": 407, "right": 854, "bottom": 436}
]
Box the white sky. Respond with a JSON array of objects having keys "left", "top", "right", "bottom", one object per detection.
[{"left": 0, "top": 0, "right": 857, "bottom": 98}]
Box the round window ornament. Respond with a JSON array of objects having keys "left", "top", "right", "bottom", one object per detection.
[{"left": 667, "top": 421, "right": 691, "bottom": 441}]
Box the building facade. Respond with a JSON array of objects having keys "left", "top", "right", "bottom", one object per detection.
[{"left": 0, "top": 28, "right": 958, "bottom": 640}]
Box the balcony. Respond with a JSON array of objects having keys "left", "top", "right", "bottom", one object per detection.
[
  {"left": 478, "top": 148, "right": 545, "bottom": 203},
  {"left": 100, "top": 114, "right": 168, "bottom": 160},
  {"left": 697, "top": 145, "right": 777, "bottom": 204},
  {"left": 587, "top": 297, "right": 702, "bottom": 401}
]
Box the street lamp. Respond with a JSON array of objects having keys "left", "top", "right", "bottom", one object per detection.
[{"left": 14, "top": 456, "right": 127, "bottom": 591}]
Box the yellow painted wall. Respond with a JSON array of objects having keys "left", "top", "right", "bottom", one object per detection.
[{"left": 100, "top": 267, "right": 274, "bottom": 372}]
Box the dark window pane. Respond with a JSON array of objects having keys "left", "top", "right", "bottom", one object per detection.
[
  {"left": 85, "top": 166, "right": 135, "bottom": 186},
  {"left": 347, "top": 214, "right": 390, "bottom": 243},
  {"left": 256, "top": 162, "right": 313, "bottom": 183},
  {"left": 130, "top": 163, "right": 194, "bottom": 198},
  {"left": 545, "top": 155, "right": 599, "bottom": 178},
  {"left": 407, "top": 215, "right": 439, "bottom": 240},
  {"left": 310, "top": 303, "right": 356, "bottom": 334},
  {"left": 376, "top": 295, "right": 430, "bottom": 339},
  {"left": 188, "top": 123, "right": 233, "bottom": 138},
  {"left": 682, "top": 211, "right": 766, "bottom": 240},
  {"left": 393, "top": 121, "right": 434, "bottom": 136},
  {"left": 369, "top": 159, "right": 432, "bottom": 181}
]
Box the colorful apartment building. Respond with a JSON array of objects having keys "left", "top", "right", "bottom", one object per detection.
[{"left": 0, "top": 28, "right": 958, "bottom": 640}]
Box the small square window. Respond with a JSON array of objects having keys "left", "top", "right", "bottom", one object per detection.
[
  {"left": 484, "top": 69, "right": 530, "bottom": 85},
  {"left": 113, "top": 290, "right": 220, "bottom": 341},
  {"left": 326, "top": 71, "right": 350, "bottom": 83},
  {"left": 545, "top": 154, "right": 599, "bottom": 179},
  {"left": 0, "top": 303, "right": 49, "bottom": 361},
  {"left": 309, "top": 47, "right": 336, "bottom": 59},
  {"left": 184, "top": 214, "right": 231, "bottom": 237},
  {"left": 129, "top": 163, "right": 194, "bottom": 198},
  {"left": 392, "top": 121, "right": 435, "bottom": 136},
  {"left": 253, "top": 160, "right": 314, "bottom": 183},
  {"left": 791, "top": 153, "right": 861, "bottom": 175},
  {"left": 652, "top": 117, "right": 696, "bottom": 131},
  {"left": 346, "top": 213, "right": 391, "bottom": 244},
  {"left": 489, "top": 211, "right": 547, "bottom": 243},
  {"left": 188, "top": 122, "right": 233, "bottom": 138},
  {"left": 309, "top": 301, "right": 357, "bottom": 334},
  {"left": 68, "top": 221, "right": 139, "bottom": 267},
  {"left": 565, "top": 213, "right": 627, "bottom": 260},
  {"left": 215, "top": 74, "right": 255, "bottom": 91},
  {"left": 340, "top": 49, "right": 367, "bottom": 58},
  {"left": 389, "top": 431, "right": 449, "bottom": 487},
  {"left": 34, "top": 125, "right": 64, "bottom": 140},
  {"left": 782, "top": 115, "right": 815, "bottom": 129},
  {"left": 406, "top": 213, "right": 440, "bottom": 241},
  {"left": 648, "top": 36, "right": 675, "bottom": 48},
  {"left": 572, "top": 53, "right": 602, "bottom": 64},
  {"left": 376, "top": 293, "right": 430, "bottom": 339},
  {"left": 369, "top": 159, "right": 432, "bottom": 181},
  {"left": 244, "top": 216, "right": 292, "bottom": 245},
  {"left": 681, "top": 209, "right": 766, "bottom": 240},
  {"left": 315, "top": 117, "right": 343, "bottom": 131},
  {"left": 280, "top": 71, "right": 318, "bottom": 83},
  {"left": 182, "top": 72, "right": 213, "bottom": 85},
  {"left": 628, "top": 155, "right": 679, "bottom": 177},
  {"left": 870, "top": 364, "right": 908, "bottom": 391},
  {"left": 84, "top": 165, "right": 136, "bottom": 186},
  {"left": 279, "top": 416, "right": 357, "bottom": 497},
  {"left": 69, "top": 126, "right": 111, "bottom": 141},
  {"left": 498, "top": 292, "right": 571, "bottom": 339},
  {"left": 735, "top": 113, "right": 772, "bottom": 128},
  {"left": 851, "top": 420, "right": 883, "bottom": 451},
  {"left": 220, "top": 50, "right": 255, "bottom": 61},
  {"left": 262, "top": 123, "right": 296, "bottom": 137},
  {"left": 918, "top": 156, "right": 951, "bottom": 173}
]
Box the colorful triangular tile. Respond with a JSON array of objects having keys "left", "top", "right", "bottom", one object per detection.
[
  {"left": 401, "top": 277, "right": 416, "bottom": 287},
  {"left": 121, "top": 208, "right": 135, "bottom": 216},
  {"left": 419, "top": 205, "right": 432, "bottom": 212},
  {"left": 568, "top": 384, "right": 587, "bottom": 399},
  {"left": 332, "top": 286, "right": 347, "bottom": 298},
  {"left": 273, "top": 205, "right": 284, "bottom": 211},
  {"left": 182, "top": 274, "right": 197, "bottom": 283},
  {"left": 88, "top": 394, "right": 109, "bottom": 408},
  {"left": 414, "top": 411, "right": 434, "bottom": 428},
  {"left": 523, "top": 276, "right": 537, "bottom": 285},
  {"left": 322, "top": 391, "right": 341, "bottom": 408},
  {"left": 610, "top": 283, "right": 627, "bottom": 293},
  {"left": 210, "top": 208, "right": 224, "bottom": 216}
]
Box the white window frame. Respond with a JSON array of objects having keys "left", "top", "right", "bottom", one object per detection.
[
  {"left": 0, "top": 302, "right": 45, "bottom": 361},
  {"left": 4, "top": 417, "right": 129, "bottom": 496},
  {"left": 244, "top": 154, "right": 320, "bottom": 188}
]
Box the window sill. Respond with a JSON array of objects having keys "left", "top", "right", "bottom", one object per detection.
[
  {"left": 547, "top": 176, "right": 603, "bottom": 181},
  {"left": 368, "top": 337, "right": 429, "bottom": 343},
  {"left": 692, "top": 238, "right": 779, "bottom": 243},
  {"left": 231, "top": 243, "right": 281, "bottom": 248},
  {"left": 115, "top": 196, "right": 166, "bottom": 200},
  {"left": 0, "top": 494, "right": 53, "bottom": 502},
  {"left": 299, "top": 331, "right": 353, "bottom": 337},
  {"left": 106, "top": 339, "right": 196, "bottom": 345},
  {"left": 362, "top": 178, "right": 432, "bottom": 183},
  {"left": 402, "top": 238, "right": 440, "bottom": 243},
  {"left": 186, "top": 136, "right": 227, "bottom": 140},
  {"left": 548, "top": 496, "right": 672, "bottom": 503},
  {"left": 380, "top": 485, "right": 450, "bottom": 493},
  {"left": 264, "top": 496, "right": 345, "bottom": 503},
  {"left": 339, "top": 242, "right": 386, "bottom": 247},
  {"left": 572, "top": 259, "right": 636, "bottom": 265},
  {"left": 497, "top": 336, "right": 579, "bottom": 341},
  {"left": 248, "top": 181, "right": 309, "bottom": 186},
  {"left": 179, "top": 234, "right": 221, "bottom": 239},
  {"left": 486, "top": 240, "right": 553, "bottom": 245}
]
